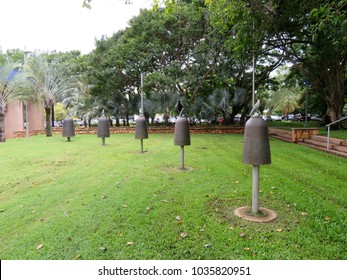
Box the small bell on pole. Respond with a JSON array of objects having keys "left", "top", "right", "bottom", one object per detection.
[
  {"left": 98, "top": 110, "right": 110, "bottom": 146},
  {"left": 62, "top": 117, "right": 75, "bottom": 142},
  {"left": 135, "top": 72, "right": 148, "bottom": 153},
  {"left": 174, "top": 109, "right": 191, "bottom": 169}
]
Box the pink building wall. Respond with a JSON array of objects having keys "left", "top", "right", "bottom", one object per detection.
[
  {"left": 4, "top": 101, "right": 44, "bottom": 139},
  {"left": 28, "top": 102, "right": 44, "bottom": 130},
  {"left": 4, "top": 101, "right": 24, "bottom": 139}
]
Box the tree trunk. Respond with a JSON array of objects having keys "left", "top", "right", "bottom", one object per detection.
[
  {"left": 0, "top": 111, "right": 5, "bottom": 142},
  {"left": 318, "top": 61, "right": 345, "bottom": 129},
  {"left": 45, "top": 107, "right": 53, "bottom": 137},
  {"left": 51, "top": 105, "right": 55, "bottom": 128}
]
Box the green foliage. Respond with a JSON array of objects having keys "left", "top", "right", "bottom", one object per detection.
[
  {"left": 206, "top": 0, "right": 347, "bottom": 125},
  {"left": 16, "top": 55, "right": 80, "bottom": 136},
  {"left": 54, "top": 103, "right": 67, "bottom": 121},
  {"left": 0, "top": 134, "right": 346, "bottom": 259}
]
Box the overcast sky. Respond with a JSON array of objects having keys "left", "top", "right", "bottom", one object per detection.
[{"left": 0, "top": 0, "right": 153, "bottom": 54}]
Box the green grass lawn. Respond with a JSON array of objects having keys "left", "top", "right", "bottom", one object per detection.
[{"left": 0, "top": 133, "right": 346, "bottom": 260}]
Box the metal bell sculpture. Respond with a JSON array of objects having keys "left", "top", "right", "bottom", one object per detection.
[
  {"left": 234, "top": 108, "right": 276, "bottom": 222},
  {"left": 174, "top": 109, "right": 191, "bottom": 169},
  {"left": 62, "top": 117, "right": 75, "bottom": 142},
  {"left": 135, "top": 116, "right": 148, "bottom": 152},
  {"left": 98, "top": 110, "right": 110, "bottom": 146},
  {"left": 135, "top": 73, "right": 148, "bottom": 153}
]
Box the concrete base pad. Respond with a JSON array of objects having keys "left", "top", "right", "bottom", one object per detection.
[{"left": 234, "top": 206, "right": 277, "bottom": 223}]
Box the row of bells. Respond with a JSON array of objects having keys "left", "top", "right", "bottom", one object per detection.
[
  {"left": 63, "top": 116, "right": 270, "bottom": 165},
  {"left": 62, "top": 117, "right": 110, "bottom": 138}
]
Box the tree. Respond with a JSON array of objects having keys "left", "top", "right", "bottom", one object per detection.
[
  {"left": 18, "top": 55, "right": 78, "bottom": 136},
  {"left": 207, "top": 0, "right": 347, "bottom": 128},
  {"left": 0, "top": 62, "right": 22, "bottom": 142}
]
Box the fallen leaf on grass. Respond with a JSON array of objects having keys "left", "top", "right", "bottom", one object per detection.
[
  {"left": 180, "top": 233, "right": 187, "bottom": 238},
  {"left": 244, "top": 247, "right": 251, "bottom": 251},
  {"left": 175, "top": 216, "right": 182, "bottom": 221},
  {"left": 99, "top": 247, "right": 107, "bottom": 251},
  {"left": 146, "top": 207, "right": 152, "bottom": 211},
  {"left": 36, "top": 244, "right": 44, "bottom": 250},
  {"left": 163, "top": 200, "right": 168, "bottom": 203},
  {"left": 324, "top": 216, "right": 330, "bottom": 221},
  {"left": 0, "top": 209, "right": 5, "bottom": 212},
  {"left": 101, "top": 195, "right": 107, "bottom": 199},
  {"left": 127, "top": 242, "right": 135, "bottom": 246},
  {"left": 300, "top": 212, "right": 308, "bottom": 216},
  {"left": 204, "top": 244, "right": 212, "bottom": 248},
  {"left": 31, "top": 210, "right": 36, "bottom": 214},
  {"left": 276, "top": 228, "right": 283, "bottom": 232},
  {"left": 239, "top": 232, "right": 246, "bottom": 238},
  {"left": 122, "top": 204, "right": 128, "bottom": 208}
]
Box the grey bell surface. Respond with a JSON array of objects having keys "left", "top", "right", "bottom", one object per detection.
[
  {"left": 62, "top": 118, "right": 75, "bottom": 141},
  {"left": 135, "top": 117, "right": 148, "bottom": 139},
  {"left": 98, "top": 116, "right": 110, "bottom": 138},
  {"left": 243, "top": 116, "right": 271, "bottom": 165},
  {"left": 174, "top": 116, "right": 191, "bottom": 146}
]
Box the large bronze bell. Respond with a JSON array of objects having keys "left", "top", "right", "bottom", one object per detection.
[
  {"left": 243, "top": 116, "right": 271, "bottom": 165},
  {"left": 135, "top": 116, "right": 148, "bottom": 153},
  {"left": 98, "top": 116, "right": 110, "bottom": 145},
  {"left": 174, "top": 116, "right": 191, "bottom": 169},
  {"left": 240, "top": 116, "right": 273, "bottom": 216},
  {"left": 62, "top": 117, "right": 75, "bottom": 141},
  {"left": 174, "top": 116, "right": 191, "bottom": 146},
  {"left": 135, "top": 117, "right": 148, "bottom": 140}
]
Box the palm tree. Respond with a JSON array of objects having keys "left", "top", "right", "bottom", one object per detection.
[
  {"left": 207, "top": 88, "right": 232, "bottom": 124},
  {"left": 18, "top": 55, "right": 77, "bottom": 136},
  {"left": 0, "top": 62, "right": 22, "bottom": 142}
]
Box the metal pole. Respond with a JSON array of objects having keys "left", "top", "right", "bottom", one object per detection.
[
  {"left": 305, "top": 90, "right": 308, "bottom": 126},
  {"left": 140, "top": 72, "right": 144, "bottom": 117},
  {"left": 252, "top": 21, "right": 255, "bottom": 107},
  {"left": 180, "top": 146, "right": 185, "bottom": 169},
  {"left": 252, "top": 55, "right": 255, "bottom": 107},
  {"left": 140, "top": 139, "right": 144, "bottom": 153},
  {"left": 252, "top": 165, "right": 260, "bottom": 213},
  {"left": 102, "top": 137, "right": 105, "bottom": 146}
]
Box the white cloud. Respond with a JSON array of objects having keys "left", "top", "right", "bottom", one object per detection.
[{"left": 0, "top": 0, "right": 152, "bottom": 54}]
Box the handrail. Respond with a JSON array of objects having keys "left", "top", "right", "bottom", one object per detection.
[{"left": 326, "top": 116, "right": 347, "bottom": 150}]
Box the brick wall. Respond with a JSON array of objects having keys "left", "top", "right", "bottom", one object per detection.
[{"left": 12, "top": 126, "right": 244, "bottom": 138}]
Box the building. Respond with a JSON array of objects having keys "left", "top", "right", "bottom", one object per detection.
[{"left": 4, "top": 101, "right": 44, "bottom": 138}]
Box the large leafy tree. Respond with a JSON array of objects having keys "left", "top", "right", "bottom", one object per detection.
[
  {"left": 88, "top": 1, "right": 218, "bottom": 120},
  {"left": 207, "top": 0, "right": 347, "bottom": 127}
]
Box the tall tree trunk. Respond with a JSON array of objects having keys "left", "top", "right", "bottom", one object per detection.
[
  {"left": 45, "top": 107, "right": 53, "bottom": 137},
  {"left": 51, "top": 105, "right": 55, "bottom": 128},
  {"left": 0, "top": 110, "right": 5, "bottom": 142},
  {"left": 318, "top": 61, "right": 345, "bottom": 129}
]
